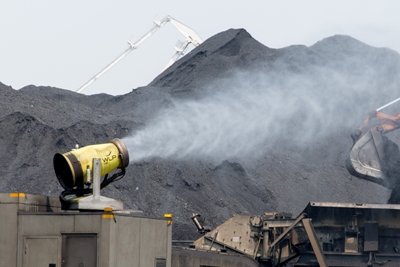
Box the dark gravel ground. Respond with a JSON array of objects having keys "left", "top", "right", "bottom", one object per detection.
[{"left": 1, "top": 29, "right": 400, "bottom": 238}]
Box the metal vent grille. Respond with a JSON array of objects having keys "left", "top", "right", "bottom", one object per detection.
[{"left": 155, "top": 258, "right": 166, "bottom": 267}]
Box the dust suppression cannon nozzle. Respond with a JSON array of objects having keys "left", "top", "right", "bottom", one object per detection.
[{"left": 53, "top": 138, "right": 129, "bottom": 191}]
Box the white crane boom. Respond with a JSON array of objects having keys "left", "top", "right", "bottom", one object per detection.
[
  {"left": 164, "top": 40, "right": 192, "bottom": 71},
  {"left": 76, "top": 16, "right": 202, "bottom": 93},
  {"left": 169, "top": 17, "right": 202, "bottom": 46},
  {"left": 376, "top": 96, "right": 400, "bottom": 111}
]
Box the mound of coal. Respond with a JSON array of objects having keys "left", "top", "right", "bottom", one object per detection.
[{"left": 1, "top": 29, "right": 400, "bottom": 239}]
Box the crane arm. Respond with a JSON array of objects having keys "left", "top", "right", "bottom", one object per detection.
[
  {"left": 169, "top": 17, "right": 203, "bottom": 45},
  {"left": 376, "top": 96, "right": 400, "bottom": 111},
  {"left": 76, "top": 17, "right": 171, "bottom": 93},
  {"left": 76, "top": 16, "right": 202, "bottom": 93}
]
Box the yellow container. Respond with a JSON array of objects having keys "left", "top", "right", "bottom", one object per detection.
[{"left": 53, "top": 139, "right": 129, "bottom": 190}]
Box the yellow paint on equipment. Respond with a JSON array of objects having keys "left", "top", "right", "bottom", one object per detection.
[
  {"left": 9, "top": 192, "right": 26, "bottom": 198},
  {"left": 53, "top": 138, "right": 129, "bottom": 190},
  {"left": 102, "top": 214, "right": 115, "bottom": 219},
  {"left": 164, "top": 213, "right": 173, "bottom": 225},
  {"left": 103, "top": 207, "right": 115, "bottom": 219}
]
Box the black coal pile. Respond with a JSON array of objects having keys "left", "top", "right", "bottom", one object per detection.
[{"left": 1, "top": 29, "right": 400, "bottom": 239}]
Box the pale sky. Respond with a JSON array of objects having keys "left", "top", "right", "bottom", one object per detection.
[{"left": 1, "top": 0, "right": 399, "bottom": 95}]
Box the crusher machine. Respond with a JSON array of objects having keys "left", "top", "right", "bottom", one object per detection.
[{"left": 175, "top": 202, "right": 400, "bottom": 267}]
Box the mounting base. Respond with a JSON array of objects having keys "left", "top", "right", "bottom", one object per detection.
[{"left": 66, "top": 195, "right": 124, "bottom": 210}]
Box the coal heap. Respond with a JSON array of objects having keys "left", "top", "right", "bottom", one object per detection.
[{"left": 1, "top": 29, "right": 400, "bottom": 238}]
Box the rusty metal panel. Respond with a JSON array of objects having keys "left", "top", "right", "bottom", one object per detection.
[
  {"left": 302, "top": 218, "right": 328, "bottom": 267},
  {"left": 195, "top": 214, "right": 258, "bottom": 255}
]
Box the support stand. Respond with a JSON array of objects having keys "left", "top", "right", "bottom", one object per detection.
[{"left": 67, "top": 158, "right": 124, "bottom": 210}]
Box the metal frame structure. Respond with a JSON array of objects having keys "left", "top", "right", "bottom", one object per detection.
[
  {"left": 76, "top": 15, "right": 202, "bottom": 93},
  {"left": 191, "top": 202, "right": 400, "bottom": 266}
]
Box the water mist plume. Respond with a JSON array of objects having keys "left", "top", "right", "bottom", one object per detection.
[{"left": 123, "top": 68, "right": 391, "bottom": 163}]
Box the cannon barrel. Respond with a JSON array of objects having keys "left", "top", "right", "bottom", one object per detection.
[{"left": 53, "top": 138, "right": 129, "bottom": 190}]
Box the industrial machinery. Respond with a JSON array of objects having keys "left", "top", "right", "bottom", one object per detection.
[
  {"left": 77, "top": 15, "right": 202, "bottom": 93},
  {"left": 0, "top": 139, "right": 172, "bottom": 267},
  {"left": 53, "top": 138, "right": 129, "bottom": 210},
  {"left": 179, "top": 202, "right": 400, "bottom": 267},
  {"left": 346, "top": 96, "right": 400, "bottom": 187}
]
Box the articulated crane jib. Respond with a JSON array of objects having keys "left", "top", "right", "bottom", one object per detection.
[{"left": 77, "top": 16, "right": 202, "bottom": 93}]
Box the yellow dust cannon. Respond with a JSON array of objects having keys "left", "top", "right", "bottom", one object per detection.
[{"left": 53, "top": 138, "right": 129, "bottom": 210}]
